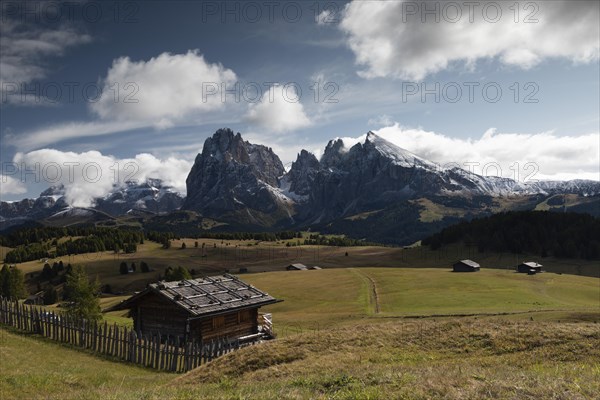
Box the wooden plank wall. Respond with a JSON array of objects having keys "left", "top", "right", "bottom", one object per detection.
[{"left": 0, "top": 297, "right": 264, "bottom": 373}]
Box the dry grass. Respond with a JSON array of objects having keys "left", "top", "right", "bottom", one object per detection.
[
  {"left": 174, "top": 318, "right": 600, "bottom": 399},
  {"left": 3, "top": 318, "right": 597, "bottom": 399}
]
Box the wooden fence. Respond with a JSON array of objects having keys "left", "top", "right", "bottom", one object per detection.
[{"left": 0, "top": 297, "right": 255, "bottom": 372}]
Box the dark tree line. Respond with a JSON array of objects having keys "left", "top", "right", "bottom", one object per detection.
[
  {"left": 3, "top": 228, "right": 144, "bottom": 263},
  {"left": 422, "top": 211, "right": 600, "bottom": 260},
  {"left": 55, "top": 234, "right": 138, "bottom": 257},
  {"left": 302, "top": 234, "right": 377, "bottom": 247},
  {"left": 4, "top": 242, "right": 51, "bottom": 263},
  {"left": 0, "top": 225, "right": 142, "bottom": 247},
  {"left": 145, "top": 230, "right": 301, "bottom": 244}
]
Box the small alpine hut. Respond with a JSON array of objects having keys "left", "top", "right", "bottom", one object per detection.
[
  {"left": 286, "top": 263, "right": 308, "bottom": 271},
  {"left": 24, "top": 291, "right": 45, "bottom": 305},
  {"left": 517, "top": 261, "right": 543, "bottom": 274},
  {"left": 453, "top": 259, "right": 481, "bottom": 272},
  {"left": 105, "top": 274, "right": 279, "bottom": 343}
]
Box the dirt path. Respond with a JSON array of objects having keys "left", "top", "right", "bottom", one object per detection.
[{"left": 350, "top": 269, "right": 381, "bottom": 314}]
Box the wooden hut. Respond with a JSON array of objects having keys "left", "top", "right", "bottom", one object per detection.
[
  {"left": 286, "top": 263, "right": 308, "bottom": 271},
  {"left": 453, "top": 259, "right": 481, "bottom": 272},
  {"left": 105, "top": 274, "right": 279, "bottom": 343},
  {"left": 517, "top": 262, "right": 543, "bottom": 274},
  {"left": 24, "top": 291, "right": 45, "bottom": 305}
]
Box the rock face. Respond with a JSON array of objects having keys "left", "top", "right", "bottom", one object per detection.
[
  {"left": 183, "top": 128, "right": 292, "bottom": 227},
  {"left": 182, "top": 129, "right": 600, "bottom": 232},
  {"left": 3, "top": 127, "right": 599, "bottom": 238},
  {"left": 286, "top": 150, "right": 320, "bottom": 197},
  {"left": 299, "top": 132, "right": 449, "bottom": 222}
]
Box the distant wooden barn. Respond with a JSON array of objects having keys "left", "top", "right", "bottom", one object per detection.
[
  {"left": 453, "top": 259, "right": 481, "bottom": 272},
  {"left": 24, "top": 291, "right": 44, "bottom": 305},
  {"left": 286, "top": 263, "right": 308, "bottom": 271},
  {"left": 517, "top": 262, "right": 543, "bottom": 274},
  {"left": 106, "top": 274, "right": 279, "bottom": 343}
]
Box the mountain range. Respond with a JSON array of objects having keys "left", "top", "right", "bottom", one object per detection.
[{"left": 2, "top": 128, "right": 599, "bottom": 244}]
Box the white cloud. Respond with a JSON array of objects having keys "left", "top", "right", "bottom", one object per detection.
[
  {"left": 244, "top": 84, "right": 311, "bottom": 133},
  {"left": 13, "top": 149, "right": 192, "bottom": 207},
  {"left": 369, "top": 124, "right": 599, "bottom": 181},
  {"left": 91, "top": 50, "right": 237, "bottom": 128},
  {"left": 0, "top": 19, "right": 92, "bottom": 103},
  {"left": 10, "top": 120, "right": 146, "bottom": 151},
  {"left": 339, "top": 1, "right": 600, "bottom": 80},
  {"left": 10, "top": 51, "right": 239, "bottom": 150},
  {"left": 0, "top": 176, "right": 27, "bottom": 198}
]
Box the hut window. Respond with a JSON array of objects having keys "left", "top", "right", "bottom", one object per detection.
[
  {"left": 239, "top": 310, "right": 251, "bottom": 322},
  {"left": 212, "top": 316, "right": 225, "bottom": 329}
]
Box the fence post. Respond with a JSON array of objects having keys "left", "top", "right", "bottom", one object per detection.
[
  {"left": 80, "top": 319, "right": 86, "bottom": 348},
  {"left": 128, "top": 330, "right": 136, "bottom": 362},
  {"left": 171, "top": 341, "right": 179, "bottom": 372},
  {"left": 183, "top": 341, "right": 190, "bottom": 372}
]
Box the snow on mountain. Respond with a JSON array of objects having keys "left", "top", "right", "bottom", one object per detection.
[
  {"left": 2, "top": 128, "right": 598, "bottom": 232},
  {"left": 365, "top": 131, "right": 438, "bottom": 170}
]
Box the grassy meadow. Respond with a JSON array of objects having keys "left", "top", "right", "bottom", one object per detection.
[
  {"left": 1, "top": 266, "right": 599, "bottom": 399},
  {"left": 7, "top": 238, "right": 599, "bottom": 298},
  {"left": 243, "top": 268, "right": 600, "bottom": 332}
]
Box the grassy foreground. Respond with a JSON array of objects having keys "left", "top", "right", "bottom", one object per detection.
[
  {"left": 2, "top": 319, "right": 599, "bottom": 399},
  {"left": 1, "top": 268, "right": 599, "bottom": 399}
]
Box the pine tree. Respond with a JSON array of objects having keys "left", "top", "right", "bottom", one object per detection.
[
  {"left": 64, "top": 265, "right": 101, "bottom": 322},
  {"left": 163, "top": 266, "right": 192, "bottom": 282}
]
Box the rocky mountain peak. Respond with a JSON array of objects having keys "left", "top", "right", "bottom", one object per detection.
[
  {"left": 287, "top": 150, "right": 320, "bottom": 196},
  {"left": 321, "top": 138, "right": 347, "bottom": 168},
  {"left": 183, "top": 129, "right": 291, "bottom": 226},
  {"left": 295, "top": 149, "right": 319, "bottom": 166}
]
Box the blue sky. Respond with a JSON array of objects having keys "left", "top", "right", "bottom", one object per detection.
[{"left": 1, "top": 1, "right": 599, "bottom": 202}]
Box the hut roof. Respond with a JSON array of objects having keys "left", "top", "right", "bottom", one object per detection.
[
  {"left": 288, "top": 263, "right": 308, "bottom": 270},
  {"left": 25, "top": 291, "right": 44, "bottom": 301},
  {"left": 105, "top": 274, "right": 278, "bottom": 318},
  {"left": 457, "top": 259, "right": 480, "bottom": 268},
  {"left": 521, "top": 261, "right": 542, "bottom": 268}
]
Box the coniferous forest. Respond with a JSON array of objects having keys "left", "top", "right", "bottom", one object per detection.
[{"left": 422, "top": 211, "right": 600, "bottom": 260}]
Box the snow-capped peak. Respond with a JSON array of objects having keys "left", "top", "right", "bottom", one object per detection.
[{"left": 364, "top": 131, "right": 437, "bottom": 169}]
